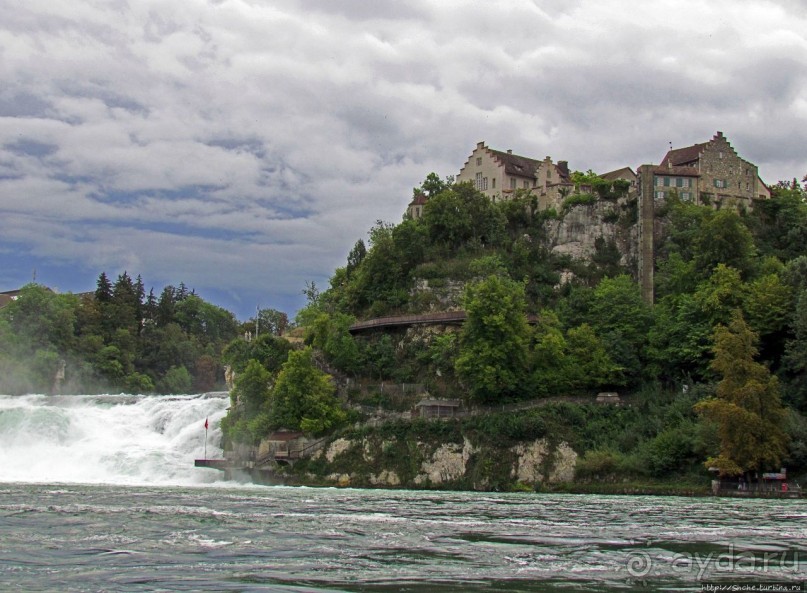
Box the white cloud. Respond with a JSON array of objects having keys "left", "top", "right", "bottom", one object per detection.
[{"left": 0, "top": 0, "right": 805, "bottom": 317}]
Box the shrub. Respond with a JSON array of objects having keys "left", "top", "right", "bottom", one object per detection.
[{"left": 562, "top": 193, "right": 597, "bottom": 211}]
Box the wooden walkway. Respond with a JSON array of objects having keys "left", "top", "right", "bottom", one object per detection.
[
  {"left": 349, "top": 311, "right": 539, "bottom": 334},
  {"left": 349, "top": 311, "right": 467, "bottom": 334}
]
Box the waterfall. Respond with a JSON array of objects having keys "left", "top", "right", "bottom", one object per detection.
[{"left": 0, "top": 393, "right": 230, "bottom": 486}]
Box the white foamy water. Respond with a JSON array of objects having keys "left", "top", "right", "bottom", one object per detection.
[{"left": 0, "top": 392, "right": 230, "bottom": 485}]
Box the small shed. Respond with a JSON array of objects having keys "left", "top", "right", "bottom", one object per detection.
[
  {"left": 258, "top": 431, "right": 305, "bottom": 461},
  {"left": 596, "top": 392, "right": 621, "bottom": 405},
  {"left": 415, "top": 399, "right": 461, "bottom": 419}
]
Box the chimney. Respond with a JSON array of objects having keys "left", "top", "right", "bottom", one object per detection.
[
  {"left": 477, "top": 141, "right": 485, "bottom": 149},
  {"left": 557, "top": 160, "right": 569, "bottom": 177},
  {"left": 507, "top": 149, "right": 512, "bottom": 154}
]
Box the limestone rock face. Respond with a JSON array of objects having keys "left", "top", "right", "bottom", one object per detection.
[
  {"left": 325, "top": 438, "right": 352, "bottom": 463},
  {"left": 546, "top": 201, "right": 637, "bottom": 269},
  {"left": 308, "top": 435, "right": 577, "bottom": 491},
  {"left": 414, "top": 438, "right": 477, "bottom": 486},
  {"left": 409, "top": 279, "right": 466, "bottom": 311},
  {"left": 369, "top": 470, "right": 401, "bottom": 486},
  {"left": 511, "top": 439, "right": 550, "bottom": 484},
  {"left": 548, "top": 442, "right": 578, "bottom": 483},
  {"left": 510, "top": 439, "right": 579, "bottom": 484}
]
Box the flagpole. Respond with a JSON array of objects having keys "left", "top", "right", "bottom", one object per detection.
[{"left": 204, "top": 417, "right": 209, "bottom": 459}]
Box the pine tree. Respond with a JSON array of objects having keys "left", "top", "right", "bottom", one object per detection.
[
  {"left": 695, "top": 311, "right": 788, "bottom": 478},
  {"left": 95, "top": 272, "right": 113, "bottom": 303}
]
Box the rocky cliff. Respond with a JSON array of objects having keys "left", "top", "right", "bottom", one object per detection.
[{"left": 295, "top": 433, "right": 578, "bottom": 491}]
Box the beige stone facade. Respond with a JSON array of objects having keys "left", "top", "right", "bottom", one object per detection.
[
  {"left": 638, "top": 131, "right": 763, "bottom": 210},
  {"left": 456, "top": 141, "right": 541, "bottom": 202},
  {"left": 535, "top": 156, "right": 574, "bottom": 210},
  {"left": 456, "top": 141, "right": 573, "bottom": 209},
  {"left": 636, "top": 131, "right": 769, "bottom": 304},
  {"left": 407, "top": 191, "right": 428, "bottom": 220}
]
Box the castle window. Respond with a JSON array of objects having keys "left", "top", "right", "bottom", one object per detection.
[
  {"left": 510, "top": 177, "right": 516, "bottom": 189},
  {"left": 492, "top": 178, "right": 496, "bottom": 189},
  {"left": 523, "top": 180, "right": 529, "bottom": 189},
  {"left": 655, "top": 191, "right": 665, "bottom": 200},
  {"left": 476, "top": 172, "right": 483, "bottom": 190},
  {"left": 476, "top": 157, "right": 482, "bottom": 166},
  {"left": 663, "top": 177, "right": 671, "bottom": 187},
  {"left": 714, "top": 179, "right": 727, "bottom": 189},
  {"left": 483, "top": 177, "right": 488, "bottom": 190},
  {"left": 676, "top": 178, "right": 684, "bottom": 188},
  {"left": 681, "top": 192, "right": 692, "bottom": 201}
]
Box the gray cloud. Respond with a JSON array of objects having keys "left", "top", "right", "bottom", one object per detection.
[{"left": 0, "top": 0, "right": 805, "bottom": 318}]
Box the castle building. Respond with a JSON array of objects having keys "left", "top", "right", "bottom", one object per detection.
[
  {"left": 407, "top": 191, "right": 428, "bottom": 220},
  {"left": 456, "top": 141, "right": 541, "bottom": 201},
  {"left": 637, "top": 131, "right": 766, "bottom": 209},
  {"left": 636, "top": 131, "right": 769, "bottom": 304},
  {"left": 455, "top": 141, "right": 571, "bottom": 209}
]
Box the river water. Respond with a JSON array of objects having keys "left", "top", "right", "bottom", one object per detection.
[{"left": 1, "top": 393, "right": 805, "bottom": 592}]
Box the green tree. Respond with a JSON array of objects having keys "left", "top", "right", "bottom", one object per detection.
[
  {"left": 694, "top": 312, "right": 788, "bottom": 477},
  {"left": 233, "top": 359, "right": 271, "bottom": 419},
  {"left": 748, "top": 183, "right": 807, "bottom": 261},
  {"left": 345, "top": 239, "right": 367, "bottom": 277},
  {"left": 306, "top": 312, "right": 361, "bottom": 375},
  {"left": 416, "top": 172, "right": 451, "bottom": 197},
  {"left": 158, "top": 365, "right": 193, "bottom": 394},
  {"left": 693, "top": 210, "right": 756, "bottom": 277},
  {"left": 455, "top": 275, "right": 530, "bottom": 403},
  {"left": 530, "top": 311, "right": 571, "bottom": 395},
  {"left": 565, "top": 324, "right": 623, "bottom": 390},
  {"left": 422, "top": 182, "right": 504, "bottom": 250},
  {"left": 586, "top": 275, "right": 652, "bottom": 382},
  {"left": 270, "top": 348, "right": 345, "bottom": 433},
  {"left": 783, "top": 290, "right": 807, "bottom": 410}
]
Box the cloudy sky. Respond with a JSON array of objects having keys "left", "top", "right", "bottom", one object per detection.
[{"left": 1, "top": 0, "right": 806, "bottom": 320}]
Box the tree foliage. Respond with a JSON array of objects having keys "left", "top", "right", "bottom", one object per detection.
[
  {"left": 0, "top": 275, "right": 238, "bottom": 395},
  {"left": 455, "top": 275, "right": 530, "bottom": 403},
  {"left": 694, "top": 312, "right": 788, "bottom": 476}
]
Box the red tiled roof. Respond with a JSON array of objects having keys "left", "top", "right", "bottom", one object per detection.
[
  {"left": 489, "top": 149, "right": 542, "bottom": 178},
  {"left": 651, "top": 165, "right": 700, "bottom": 177},
  {"left": 409, "top": 192, "right": 428, "bottom": 206},
  {"left": 600, "top": 167, "right": 636, "bottom": 181},
  {"left": 660, "top": 142, "right": 707, "bottom": 167}
]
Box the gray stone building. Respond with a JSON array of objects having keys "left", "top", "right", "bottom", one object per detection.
[
  {"left": 636, "top": 131, "right": 770, "bottom": 304},
  {"left": 637, "top": 131, "right": 765, "bottom": 210}
]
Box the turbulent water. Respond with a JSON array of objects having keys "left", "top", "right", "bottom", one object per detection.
[
  {"left": 1, "top": 394, "right": 805, "bottom": 592},
  {"left": 0, "top": 393, "right": 229, "bottom": 485}
]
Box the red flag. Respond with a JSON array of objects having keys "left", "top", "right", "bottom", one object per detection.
[{"left": 204, "top": 417, "right": 209, "bottom": 430}]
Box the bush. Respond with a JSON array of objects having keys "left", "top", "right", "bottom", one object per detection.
[
  {"left": 562, "top": 193, "right": 597, "bottom": 211},
  {"left": 158, "top": 365, "right": 192, "bottom": 394},
  {"left": 639, "top": 425, "right": 697, "bottom": 477},
  {"left": 603, "top": 208, "right": 620, "bottom": 224}
]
